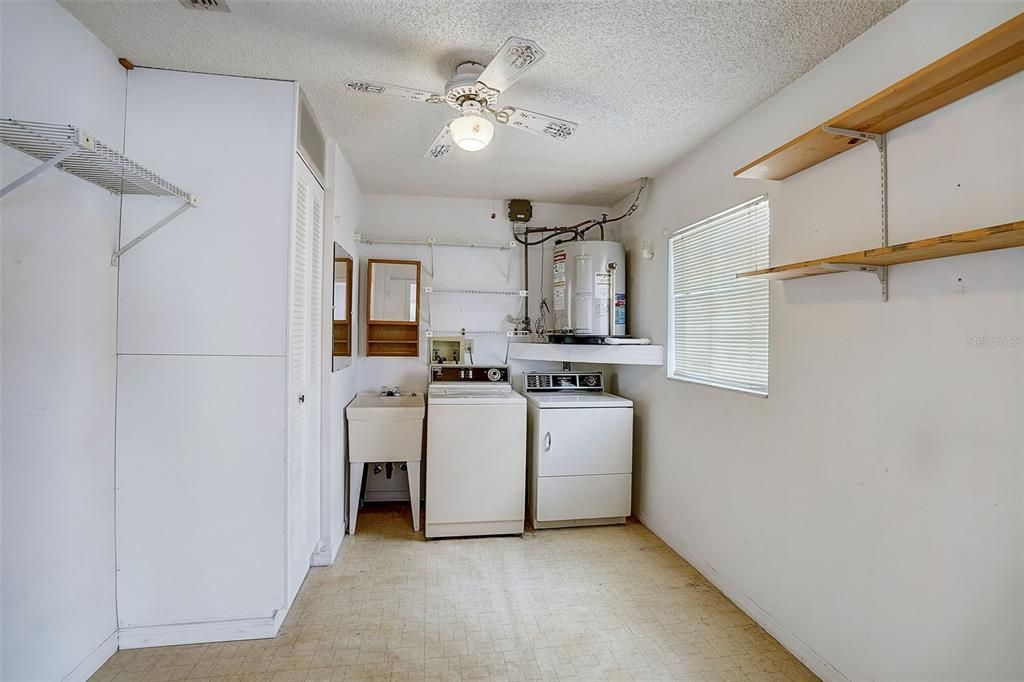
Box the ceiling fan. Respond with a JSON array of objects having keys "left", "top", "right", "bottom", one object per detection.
[{"left": 345, "top": 37, "right": 578, "bottom": 158}]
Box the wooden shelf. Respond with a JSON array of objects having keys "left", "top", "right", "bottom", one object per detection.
[
  {"left": 735, "top": 13, "right": 1024, "bottom": 180},
  {"left": 738, "top": 220, "right": 1024, "bottom": 281},
  {"left": 366, "top": 318, "right": 420, "bottom": 357}
]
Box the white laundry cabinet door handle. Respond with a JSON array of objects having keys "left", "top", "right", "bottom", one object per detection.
[{"left": 544, "top": 432, "right": 551, "bottom": 452}]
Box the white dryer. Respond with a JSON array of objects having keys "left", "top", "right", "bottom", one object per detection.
[
  {"left": 426, "top": 365, "right": 527, "bottom": 538},
  {"left": 524, "top": 371, "right": 633, "bottom": 529}
]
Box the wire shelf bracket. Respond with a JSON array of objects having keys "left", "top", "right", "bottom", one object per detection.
[
  {"left": 0, "top": 119, "right": 198, "bottom": 266},
  {"left": 111, "top": 201, "right": 195, "bottom": 265}
]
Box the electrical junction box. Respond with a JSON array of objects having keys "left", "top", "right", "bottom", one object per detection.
[{"left": 508, "top": 199, "right": 533, "bottom": 223}]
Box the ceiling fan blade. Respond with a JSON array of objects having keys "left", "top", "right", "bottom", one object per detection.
[
  {"left": 475, "top": 37, "right": 546, "bottom": 97},
  {"left": 424, "top": 123, "right": 453, "bottom": 159},
  {"left": 502, "top": 107, "right": 578, "bottom": 141},
  {"left": 345, "top": 79, "right": 442, "bottom": 103}
]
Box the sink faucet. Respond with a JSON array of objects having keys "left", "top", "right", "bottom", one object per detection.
[{"left": 380, "top": 385, "right": 402, "bottom": 397}]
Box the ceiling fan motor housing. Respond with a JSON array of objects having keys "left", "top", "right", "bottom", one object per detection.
[{"left": 444, "top": 61, "right": 497, "bottom": 110}]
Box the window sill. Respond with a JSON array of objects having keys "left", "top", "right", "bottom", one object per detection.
[{"left": 666, "top": 373, "right": 768, "bottom": 398}]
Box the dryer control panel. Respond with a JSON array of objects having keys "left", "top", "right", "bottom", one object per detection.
[
  {"left": 523, "top": 372, "right": 604, "bottom": 393},
  {"left": 430, "top": 365, "right": 510, "bottom": 383}
]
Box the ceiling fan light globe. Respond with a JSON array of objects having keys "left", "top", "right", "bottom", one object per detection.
[
  {"left": 450, "top": 114, "right": 494, "bottom": 152},
  {"left": 456, "top": 137, "right": 487, "bottom": 152}
]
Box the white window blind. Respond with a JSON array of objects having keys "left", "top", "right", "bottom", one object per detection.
[{"left": 668, "top": 196, "right": 769, "bottom": 396}]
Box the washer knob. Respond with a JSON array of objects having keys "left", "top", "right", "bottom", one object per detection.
[{"left": 487, "top": 368, "right": 502, "bottom": 382}]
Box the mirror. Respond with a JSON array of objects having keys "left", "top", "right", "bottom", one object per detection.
[
  {"left": 366, "top": 259, "right": 420, "bottom": 357},
  {"left": 332, "top": 244, "right": 353, "bottom": 371},
  {"left": 368, "top": 261, "right": 419, "bottom": 321}
]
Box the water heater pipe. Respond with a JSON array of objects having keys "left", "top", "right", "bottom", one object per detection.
[
  {"left": 607, "top": 262, "right": 617, "bottom": 336},
  {"left": 522, "top": 223, "right": 530, "bottom": 332}
]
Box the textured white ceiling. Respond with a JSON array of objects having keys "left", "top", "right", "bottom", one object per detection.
[{"left": 60, "top": 0, "right": 901, "bottom": 205}]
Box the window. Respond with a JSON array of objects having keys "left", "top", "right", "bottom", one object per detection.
[{"left": 668, "top": 196, "right": 769, "bottom": 396}]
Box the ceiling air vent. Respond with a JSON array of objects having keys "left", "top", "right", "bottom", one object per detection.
[{"left": 179, "top": 0, "right": 229, "bottom": 12}]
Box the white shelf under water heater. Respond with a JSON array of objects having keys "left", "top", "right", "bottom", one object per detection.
[{"left": 508, "top": 342, "right": 664, "bottom": 366}]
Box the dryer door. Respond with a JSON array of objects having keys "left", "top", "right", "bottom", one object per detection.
[{"left": 535, "top": 406, "right": 633, "bottom": 477}]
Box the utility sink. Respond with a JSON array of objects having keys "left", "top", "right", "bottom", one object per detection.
[
  {"left": 346, "top": 393, "right": 424, "bottom": 462},
  {"left": 345, "top": 392, "right": 425, "bottom": 534},
  {"left": 346, "top": 393, "right": 424, "bottom": 422}
]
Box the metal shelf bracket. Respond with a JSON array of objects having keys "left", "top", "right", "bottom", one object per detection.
[
  {"left": 820, "top": 262, "right": 884, "bottom": 282},
  {"left": 110, "top": 194, "right": 198, "bottom": 265},
  {"left": 822, "top": 125, "right": 889, "bottom": 301}
]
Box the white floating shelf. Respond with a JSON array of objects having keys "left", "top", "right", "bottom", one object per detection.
[{"left": 508, "top": 342, "right": 664, "bottom": 366}]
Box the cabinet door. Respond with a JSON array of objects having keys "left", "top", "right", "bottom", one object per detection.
[{"left": 535, "top": 407, "right": 632, "bottom": 477}]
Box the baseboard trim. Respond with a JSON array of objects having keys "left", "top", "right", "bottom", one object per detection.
[
  {"left": 311, "top": 531, "right": 345, "bottom": 566},
  {"left": 62, "top": 629, "right": 119, "bottom": 681},
  {"left": 117, "top": 610, "right": 286, "bottom": 650},
  {"left": 634, "top": 510, "right": 849, "bottom": 682}
]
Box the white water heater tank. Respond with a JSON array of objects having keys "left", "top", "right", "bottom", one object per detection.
[{"left": 552, "top": 240, "right": 626, "bottom": 336}]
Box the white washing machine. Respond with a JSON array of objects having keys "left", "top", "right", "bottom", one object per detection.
[
  {"left": 425, "top": 365, "right": 527, "bottom": 538},
  {"left": 524, "top": 371, "right": 633, "bottom": 529}
]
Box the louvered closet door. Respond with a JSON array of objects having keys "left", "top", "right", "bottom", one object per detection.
[
  {"left": 286, "top": 156, "right": 324, "bottom": 603},
  {"left": 305, "top": 168, "right": 324, "bottom": 559}
]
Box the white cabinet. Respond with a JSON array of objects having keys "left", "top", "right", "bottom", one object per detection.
[{"left": 115, "top": 69, "right": 326, "bottom": 647}]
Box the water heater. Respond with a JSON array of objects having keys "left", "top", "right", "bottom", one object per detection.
[{"left": 552, "top": 240, "right": 626, "bottom": 336}]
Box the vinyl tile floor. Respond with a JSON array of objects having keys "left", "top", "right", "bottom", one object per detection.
[{"left": 91, "top": 503, "right": 818, "bottom": 682}]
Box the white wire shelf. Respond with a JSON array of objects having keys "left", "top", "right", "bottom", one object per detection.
[
  {"left": 356, "top": 233, "right": 516, "bottom": 250},
  {"left": 425, "top": 286, "right": 527, "bottom": 297},
  {"left": 426, "top": 329, "right": 531, "bottom": 337},
  {"left": 0, "top": 118, "right": 198, "bottom": 265},
  {"left": 0, "top": 119, "right": 195, "bottom": 202}
]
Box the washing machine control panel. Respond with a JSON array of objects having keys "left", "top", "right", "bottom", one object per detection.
[
  {"left": 430, "top": 365, "right": 510, "bottom": 383},
  {"left": 523, "top": 372, "right": 604, "bottom": 392}
]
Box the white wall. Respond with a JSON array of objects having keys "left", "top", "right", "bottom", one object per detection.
[
  {"left": 607, "top": 2, "right": 1024, "bottom": 680},
  {"left": 115, "top": 68, "right": 297, "bottom": 639},
  {"left": 0, "top": 1, "right": 122, "bottom": 678},
  {"left": 319, "top": 142, "right": 362, "bottom": 561},
  {"left": 356, "top": 195, "right": 607, "bottom": 499},
  {"left": 359, "top": 194, "right": 609, "bottom": 390}
]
